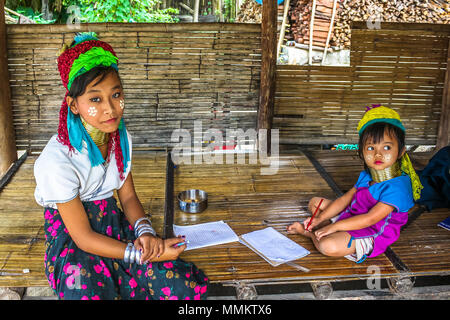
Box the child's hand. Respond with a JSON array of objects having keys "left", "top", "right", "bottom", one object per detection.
[
  {"left": 134, "top": 234, "right": 164, "bottom": 264},
  {"left": 314, "top": 224, "right": 337, "bottom": 241},
  {"left": 303, "top": 216, "right": 322, "bottom": 232}
]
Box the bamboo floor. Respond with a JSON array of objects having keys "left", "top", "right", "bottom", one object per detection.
[
  {"left": 1, "top": 149, "right": 448, "bottom": 292},
  {"left": 309, "top": 149, "right": 450, "bottom": 279},
  {"left": 1, "top": 150, "right": 407, "bottom": 289}
]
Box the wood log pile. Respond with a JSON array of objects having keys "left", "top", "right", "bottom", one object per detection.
[
  {"left": 288, "top": 0, "right": 338, "bottom": 47},
  {"left": 236, "top": 0, "right": 449, "bottom": 50},
  {"left": 330, "top": 0, "right": 449, "bottom": 49},
  {"left": 236, "top": 0, "right": 262, "bottom": 23}
]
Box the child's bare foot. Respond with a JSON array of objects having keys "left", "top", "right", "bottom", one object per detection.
[{"left": 286, "top": 222, "right": 312, "bottom": 238}]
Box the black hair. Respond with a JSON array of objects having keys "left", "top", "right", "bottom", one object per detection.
[
  {"left": 358, "top": 122, "right": 406, "bottom": 169},
  {"left": 68, "top": 65, "right": 122, "bottom": 99}
]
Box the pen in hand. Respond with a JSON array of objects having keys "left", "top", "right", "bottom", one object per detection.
[
  {"left": 172, "top": 240, "right": 189, "bottom": 248},
  {"left": 306, "top": 198, "right": 323, "bottom": 231}
]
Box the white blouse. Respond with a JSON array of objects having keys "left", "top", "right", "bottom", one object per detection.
[{"left": 34, "top": 131, "right": 132, "bottom": 209}]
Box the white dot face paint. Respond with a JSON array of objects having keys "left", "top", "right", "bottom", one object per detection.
[
  {"left": 87, "top": 106, "right": 97, "bottom": 117},
  {"left": 120, "top": 99, "right": 125, "bottom": 110},
  {"left": 365, "top": 154, "right": 373, "bottom": 162},
  {"left": 383, "top": 154, "right": 392, "bottom": 161}
]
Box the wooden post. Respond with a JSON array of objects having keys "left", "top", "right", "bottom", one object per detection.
[
  {"left": 0, "top": 0, "right": 17, "bottom": 177},
  {"left": 435, "top": 39, "right": 450, "bottom": 151},
  {"left": 257, "top": 0, "right": 277, "bottom": 148},
  {"left": 193, "top": 0, "right": 200, "bottom": 22}
]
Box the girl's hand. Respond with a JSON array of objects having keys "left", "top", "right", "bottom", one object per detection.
[
  {"left": 153, "top": 237, "right": 187, "bottom": 262},
  {"left": 134, "top": 234, "right": 164, "bottom": 264},
  {"left": 314, "top": 224, "right": 337, "bottom": 241},
  {"left": 303, "top": 216, "right": 322, "bottom": 232}
]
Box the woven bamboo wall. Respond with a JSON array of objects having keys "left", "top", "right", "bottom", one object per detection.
[
  {"left": 275, "top": 22, "right": 450, "bottom": 145},
  {"left": 6, "top": 23, "right": 261, "bottom": 154}
]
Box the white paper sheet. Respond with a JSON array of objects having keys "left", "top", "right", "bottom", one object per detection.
[
  {"left": 239, "top": 227, "right": 310, "bottom": 266},
  {"left": 172, "top": 220, "right": 239, "bottom": 251}
]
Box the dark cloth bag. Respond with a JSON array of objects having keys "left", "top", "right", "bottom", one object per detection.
[{"left": 416, "top": 146, "right": 450, "bottom": 211}]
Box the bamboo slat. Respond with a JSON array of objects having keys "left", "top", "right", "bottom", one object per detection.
[{"left": 390, "top": 208, "right": 450, "bottom": 275}]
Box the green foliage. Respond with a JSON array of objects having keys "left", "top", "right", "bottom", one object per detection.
[
  {"left": 15, "top": 6, "right": 56, "bottom": 24},
  {"left": 7, "top": 0, "right": 179, "bottom": 24},
  {"left": 223, "top": 0, "right": 235, "bottom": 22},
  {"left": 77, "top": 0, "right": 179, "bottom": 23}
]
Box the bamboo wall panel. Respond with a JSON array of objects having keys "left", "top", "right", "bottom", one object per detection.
[
  {"left": 275, "top": 22, "right": 450, "bottom": 145},
  {"left": 308, "top": 149, "right": 436, "bottom": 193},
  {"left": 6, "top": 23, "right": 261, "bottom": 154}
]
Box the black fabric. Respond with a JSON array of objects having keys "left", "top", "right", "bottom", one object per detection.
[{"left": 416, "top": 146, "right": 450, "bottom": 211}]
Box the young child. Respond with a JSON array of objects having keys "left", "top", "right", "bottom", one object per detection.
[
  {"left": 287, "top": 105, "right": 423, "bottom": 263},
  {"left": 34, "top": 32, "right": 208, "bottom": 300}
]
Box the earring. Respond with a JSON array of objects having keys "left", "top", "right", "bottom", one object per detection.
[
  {"left": 120, "top": 99, "right": 125, "bottom": 110},
  {"left": 87, "top": 106, "right": 97, "bottom": 117}
]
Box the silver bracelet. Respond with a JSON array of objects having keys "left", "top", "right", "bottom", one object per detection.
[
  {"left": 135, "top": 249, "right": 142, "bottom": 265},
  {"left": 137, "top": 225, "right": 156, "bottom": 238},
  {"left": 134, "top": 217, "right": 152, "bottom": 231},
  {"left": 123, "top": 243, "right": 143, "bottom": 265},
  {"left": 123, "top": 242, "right": 133, "bottom": 263},
  {"left": 129, "top": 246, "right": 136, "bottom": 263},
  {"left": 134, "top": 217, "right": 155, "bottom": 238}
]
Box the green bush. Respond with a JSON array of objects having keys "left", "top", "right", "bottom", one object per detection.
[{"left": 78, "top": 0, "right": 179, "bottom": 23}]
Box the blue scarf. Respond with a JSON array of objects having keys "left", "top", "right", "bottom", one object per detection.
[{"left": 67, "top": 110, "right": 130, "bottom": 173}]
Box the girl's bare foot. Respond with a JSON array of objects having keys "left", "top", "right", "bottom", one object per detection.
[{"left": 286, "top": 222, "right": 312, "bottom": 238}]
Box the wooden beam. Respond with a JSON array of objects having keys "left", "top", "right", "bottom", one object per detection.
[
  {"left": 0, "top": 0, "right": 17, "bottom": 177},
  {"left": 257, "top": 0, "right": 277, "bottom": 135},
  {"left": 436, "top": 39, "right": 450, "bottom": 151}
]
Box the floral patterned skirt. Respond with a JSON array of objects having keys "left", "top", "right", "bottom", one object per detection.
[{"left": 43, "top": 196, "right": 208, "bottom": 300}]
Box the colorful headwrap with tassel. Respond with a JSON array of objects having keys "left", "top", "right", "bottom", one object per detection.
[
  {"left": 57, "top": 32, "right": 130, "bottom": 180},
  {"left": 357, "top": 104, "right": 423, "bottom": 201}
]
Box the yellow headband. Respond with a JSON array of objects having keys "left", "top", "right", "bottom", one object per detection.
[{"left": 357, "top": 105, "right": 405, "bottom": 135}]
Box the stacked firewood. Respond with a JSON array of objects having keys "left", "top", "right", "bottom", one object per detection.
[
  {"left": 237, "top": 0, "right": 449, "bottom": 50},
  {"left": 288, "top": 0, "right": 338, "bottom": 47},
  {"left": 236, "top": 0, "right": 262, "bottom": 23},
  {"left": 333, "top": 0, "right": 449, "bottom": 49},
  {"left": 288, "top": 0, "right": 449, "bottom": 50}
]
